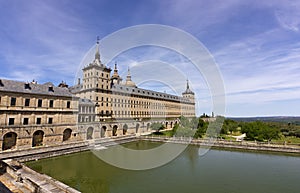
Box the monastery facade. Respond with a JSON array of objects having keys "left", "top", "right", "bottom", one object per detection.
[{"left": 0, "top": 41, "right": 195, "bottom": 151}]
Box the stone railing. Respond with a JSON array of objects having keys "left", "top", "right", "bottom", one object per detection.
[{"left": 140, "top": 136, "right": 300, "bottom": 153}]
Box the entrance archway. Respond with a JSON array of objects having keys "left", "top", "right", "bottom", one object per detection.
[
  {"left": 63, "top": 128, "right": 72, "bottom": 141},
  {"left": 165, "top": 122, "right": 168, "bottom": 128},
  {"left": 2, "top": 132, "right": 17, "bottom": 150},
  {"left": 101, "top": 126, "right": 106, "bottom": 138},
  {"left": 136, "top": 123, "right": 140, "bottom": 133},
  {"left": 112, "top": 125, "right": 118, "bottom": 136},
  {"left": 123, "top": 124, "right": 128, "bottom": 135},
  {"left": 147, "top": 123, "right": 150, "bottom": 131},
  {"left": 32, "top": 130, "right": 44, "bottom": 147},
  {"left": 87, "top": 127, "right": 94, "bottom": 140}
]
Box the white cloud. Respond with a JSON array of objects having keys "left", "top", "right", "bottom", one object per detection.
[
  {"left": 212, "top": 27, "right": 300, "bottom": 109},
  {"left": 273, "top": 1, "right": 300, "bottom": 32}
]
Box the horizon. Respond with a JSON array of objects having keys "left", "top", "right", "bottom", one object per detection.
[{"left": 1, "top": 0, "right": 300, "bottom": 117}]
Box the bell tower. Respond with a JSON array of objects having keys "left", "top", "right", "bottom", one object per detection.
[
  {"left": 81, "top": 37, "right": 112, "bottom": 120},
  {"left": 182, "top": 80, "right": 195, "bottom": 103}
]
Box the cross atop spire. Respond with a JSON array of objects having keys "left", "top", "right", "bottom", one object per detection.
[
  {"left": 186, "top": 79, "right": 190, "bottom": 90},
  {"left": 95, "top": 36, "right": 100, "bottom": 62},
  {"left": 127, "top": 67, "right": 131, "bottom": 78},
  {"left": 114, "top": 61, "right": 117, "bottom": 70},
  {"left": 96, "top": 36, "right": 100, "bottom": 44}
]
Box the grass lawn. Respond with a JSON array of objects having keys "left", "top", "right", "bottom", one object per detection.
[{"left": 273, "top": 136, "right": 300, "bottom": 144}]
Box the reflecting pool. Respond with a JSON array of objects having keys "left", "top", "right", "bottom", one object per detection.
[{"left": 26, "top": 141, "right": 300, "bottom": 193}]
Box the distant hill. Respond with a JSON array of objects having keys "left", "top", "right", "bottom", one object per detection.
[{"left": 227, "top": 116, "right": 300, "bottom": 125}]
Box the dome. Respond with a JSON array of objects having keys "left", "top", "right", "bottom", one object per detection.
[
  {"left": 125, "top": 80, "right": 136, "bottom": 87},
  {"left": 124, "top": 68, "right": 137, "bottom": 87}
]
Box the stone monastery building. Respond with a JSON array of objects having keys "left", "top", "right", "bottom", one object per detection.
[{"left": 0, "top": 41, "right": 195, "bottom": 151}]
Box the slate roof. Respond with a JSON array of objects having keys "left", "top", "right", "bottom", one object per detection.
[
  {"left": 182, "top": 87, "right": 195, "bottom": 95},
  {"left": 79, "top": 98, "right": 94, "bottom": 105},
  {"left": 112, "top": 84, "right": 192, "bottom": 103},
  {"left": 0, "top": 79, "right": 74, "bottom": 97}
]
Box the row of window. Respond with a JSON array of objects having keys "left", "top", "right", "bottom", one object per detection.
[
  {"left": 85, "top": 72, "right": 109, "bottom": 78},
  {"left": 112, "top": 111, "right": 167, "bottom": 116},
  {"left": 116, "top": 87, "right": 183, "bottom": 100},
  {"left": 9, "top": 97, "right": 71, "bottom": 108},
  {"left": 84, "top": 79, "right": 109, "bottom": 83},
  {"left": 8, "top": 117, "right": 53, "bottom": 126},
  {"left": 94, "top": 97, "right": 185, "bottom": 108},
  {"left": 78, "top": 115, "right": 96, "bottom": 123},
  {"left": 84, "top": 84, "right": 110, "bottom": 90},
  {"left": 79, "top": 106, "right": 95, "bottom": 113}
]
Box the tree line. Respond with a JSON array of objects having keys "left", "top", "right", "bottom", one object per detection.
[{"left": 151, "top": 116, "right": 300, "bottom": 142}]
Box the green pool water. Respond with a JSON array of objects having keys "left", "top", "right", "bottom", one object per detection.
[{"left": 26, "top": 141, "right": 300, "bottom": 193}]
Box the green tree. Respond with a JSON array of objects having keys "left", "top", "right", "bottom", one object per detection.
[
  {"left": 206, "top": 116, "right": 224, "bottom": 138},
  {"left": 221, "top": 119, "right": 238, "bottom": 134},
  {"left": 240, "top": 121, "right": 280, "bottom": 141},
  {"left": 194, "top": 119, "right": 208, "bottom": 138},
  {"left": 150, "top": 123, "right": 165, "bottom": 133}
]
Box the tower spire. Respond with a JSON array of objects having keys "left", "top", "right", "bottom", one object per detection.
[
  {"left": 124, "top": 66, "right": 136, "bottom": 87},
  {"left": 127, "top": 67, "right": 131, "bottom": 78},
  {"left": 112, "top": 61, "right": 119, "bottom": 76},
  {"left": 183, "top": 79, "right": 194, "bottom": 95},
  {"left": 186, "top": 79, "right": 190, "bottom": 90},
  {"left": 114, "top": 61, "right": 117, "bottom": 71},
  {"left": 95, "top": 36, "right": 100, "bottom": 61}
]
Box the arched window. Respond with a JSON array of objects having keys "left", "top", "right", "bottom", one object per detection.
[
  {"left": 101, "top": 126, "right": 107, "bottom": 138},
  {"left": 87, "top": 127, "right": 94, "bottom": 140},
  {"left": 123, "top": 124, "right": 128, "bottom": 135},
  {"left": 63, "top": 128, "right": 72, "bottom": 141},
  {"left": 2, "top": 132, "right": 17, "bottom": 150},
  {"left": 112, "top": 125, "right": 118, "bottom": 136},
  {"left": 32, "top": 130, "right": 44, "bottom": 147}
]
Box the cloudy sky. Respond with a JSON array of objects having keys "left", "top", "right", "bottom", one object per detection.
[{"left": 0, "top": 0, "right": 300, "bottom": 117}]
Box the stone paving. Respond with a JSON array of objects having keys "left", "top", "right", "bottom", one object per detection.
[{"left": 0, "top": 172, "right": 31, "bottom": 193}]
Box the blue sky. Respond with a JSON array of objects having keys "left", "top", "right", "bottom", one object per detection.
[{"left": 0, "top": 0, "right": 300, "bottom": 117}]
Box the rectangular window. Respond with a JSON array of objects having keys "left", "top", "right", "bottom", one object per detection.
[
  {"left": 8, "top": 118, "right": 14, "bottom": 125},
  {"left": 23, "top": 118, "right": 29, "bottom": 125},
  {"left": 48, "top": 117, "right": 53, "bottom": 124},
  {"left": 11, "top": 97, "right": 16, "bottom": 106},
  {"left": 49, "top": 100, "right": 54, "bottom": 108},
  {"left": 36, "top": 118, "right": 41, "bottom": 124},
  {"left": 38, "top": 99, "right": 42, "bottom": 107},
  {"left": 25, "top": 98, "right": 30, "bottom": 107},
  {"left": 67, "top": 101, "right": 71, "bottom": 108}
]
